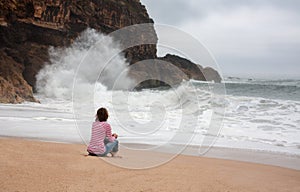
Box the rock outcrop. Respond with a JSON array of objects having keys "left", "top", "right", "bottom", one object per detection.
[
  {"left": 159, "top": 54, "right": 221, "bottom": 82},
  {"left": 129, "top": 54, "right": 221, "bottom": 90},
  {"left": 0, "top": 0, "right": 221, "bottom": 103},
  {"left": 0, "top": 51, "right": 37, "bottom": 103}
]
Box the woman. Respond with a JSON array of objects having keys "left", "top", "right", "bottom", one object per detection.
[{"left": 87, "top": 108, "right": 119, "bottom": 157}]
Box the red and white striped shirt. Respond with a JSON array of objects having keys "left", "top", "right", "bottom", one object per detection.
[{"left": 87, "top": 121, "right": 115, "bottom": 154}]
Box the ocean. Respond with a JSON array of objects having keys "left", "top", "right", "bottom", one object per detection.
[
  {"left": 1, "top": 78, "right": 299, "bottom": 157},
  {"left": 0, "top": 29, "right": 299, "bottom": 165}
]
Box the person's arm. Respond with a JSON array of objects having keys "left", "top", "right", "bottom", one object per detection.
[{"left": 105, "top": 123, "right": 115, "bottom": 142}]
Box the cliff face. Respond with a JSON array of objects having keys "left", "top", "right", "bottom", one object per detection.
[{"left": 0, "top": 0, "right": 157, "bottom": 103}]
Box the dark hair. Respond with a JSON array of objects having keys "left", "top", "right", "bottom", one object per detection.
[{"left": 96, "top": 108, "right": 109, "bottom": 122}]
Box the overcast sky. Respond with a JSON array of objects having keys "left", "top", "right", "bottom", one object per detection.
[{"left": 141, "top": 0, "right": 300, "bottom": 79}]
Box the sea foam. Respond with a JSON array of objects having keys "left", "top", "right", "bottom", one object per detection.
[{"left": 36, "top": 28, "right": 134, "bottom": 100}]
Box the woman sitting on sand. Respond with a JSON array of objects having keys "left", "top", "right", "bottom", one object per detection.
[{"left": 87, "top": 108, "right": 119, "bottom": 157}]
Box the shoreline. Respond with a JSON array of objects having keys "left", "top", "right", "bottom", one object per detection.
[
  {"left": 2, "top": 135, "right": 300, "bottom": 171},
  {"left": 1, "top": 137, "right": 300, "bottom": 192}
]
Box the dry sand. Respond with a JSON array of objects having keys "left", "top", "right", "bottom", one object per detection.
[{"left": 1, "top": 138, "right": 300, "bottom": 192}]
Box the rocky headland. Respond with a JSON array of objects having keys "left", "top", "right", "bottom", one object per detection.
[{"left": 0, "top": 0, "right": 221, "bottom": 103}]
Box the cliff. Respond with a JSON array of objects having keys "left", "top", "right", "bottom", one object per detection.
[
  {"left": 0, "top": 0, "right": 221, "bottom": 103},
  {"left": 0, "top": 0, "right": 156, "bottom": 103}
]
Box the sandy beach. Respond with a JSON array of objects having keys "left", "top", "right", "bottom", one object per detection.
[{"left": 1, "top": 138, "right": 300, "bottom": 192}]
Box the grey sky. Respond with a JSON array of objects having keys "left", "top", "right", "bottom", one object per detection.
[{"left": 141, "top": 0, "right": 300, "bottom": 79}]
